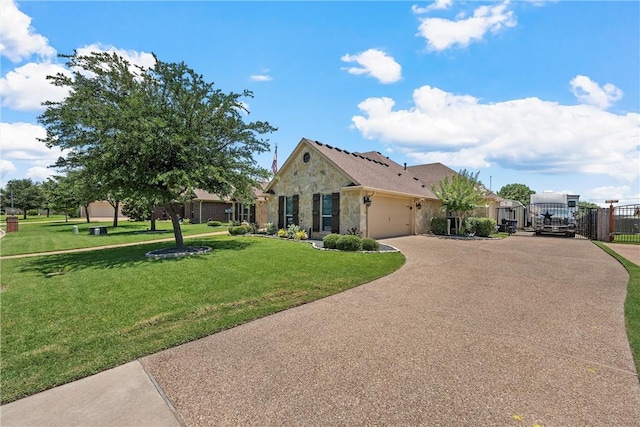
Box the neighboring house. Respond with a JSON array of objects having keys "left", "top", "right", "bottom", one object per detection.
[
  {"left": 81, "top": 201, "right": 127, "bottom": 219},
  {"left": 183, "top": 185, "right": 269, "bottom": 226},
  {"left": 82, "top": 185, "right": 269, "bottom": 226},
  {"left": 265, "top": 138, "right": 499, "bottom": 239}
]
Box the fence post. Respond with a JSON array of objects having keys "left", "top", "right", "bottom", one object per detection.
[{"left": 605, "top": 199, "right": 618, "bottom": 242}]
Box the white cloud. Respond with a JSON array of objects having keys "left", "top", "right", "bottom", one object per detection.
[
  {"left": 0, "top": 159, "right": 17, "bottom": 178},
  {"left": 351, "top": 83, "right": 640, "bottom": 182},
  {"left": 570, "top": 75, "right": 623, "bottom": 110},
  {"left": 76, "top": 43, "right": 156, "bottom": 70},
  {"left": 416, "top": 1, "right": 516, "bottom": 51},
  {"left": 341, "top": 49, "right": 402, "bottom": 84},
  {"left": 0, "top": 0, "right": 56, "bottom": 62},
  {"left": 0, "top": 122, "right": 62, "bottom": 163},
  {"left": 26, "top": 166, "right": 54, "bottom": 182},
  {"left": 412, "top": 0, "right": 453, "bottom": 15},
  {"left": 250, "top": 69, "right": 272, "bottom": 82},
  {"left": 250, "top": 74, "right": 272, "bottom": 82},
  {"left": 586, "top": 185, "right": 635, "bottom": 206},
  {"left": 0, "top": 62, "right": 71, "bottom": 111}
]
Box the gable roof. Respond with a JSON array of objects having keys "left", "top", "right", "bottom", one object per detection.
[{"left": 269, "top": 138, "right": 498, "bottom": 201}]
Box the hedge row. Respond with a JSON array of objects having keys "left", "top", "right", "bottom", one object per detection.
[
  {"left": 430, "top": 217, "right": 496, "bottom": 237},
  {"left": 322, "top": 234, "right": 380, "bottom": 251}
]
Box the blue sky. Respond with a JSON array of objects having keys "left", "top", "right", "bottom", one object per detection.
[{"left": 1, "top": 0, "right": 638, "bottom": 205}]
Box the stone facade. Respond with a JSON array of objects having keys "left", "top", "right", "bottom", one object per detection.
[{"left": 266, "top": 144, "right": 363, "bottom": 238}]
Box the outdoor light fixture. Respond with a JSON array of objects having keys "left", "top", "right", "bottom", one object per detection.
[
  {"left": 416, "top": 202, "right": 422, "bottom": 210},
  {"left": 363, "top": 195, "right": 372, "bottom": 207}
]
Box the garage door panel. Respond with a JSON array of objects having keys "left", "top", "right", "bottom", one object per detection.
[{"left": 368, "top": 196, "right": 411, "bottom": 239}]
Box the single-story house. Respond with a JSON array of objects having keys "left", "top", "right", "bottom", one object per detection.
[
  {"left": 265, "top": 138, "right": 500, "bottom": 239},
  {"left": 81, "top": 201, "right": 127, "bottom": 219},
  {"left": 82, "top": 185, "right": 269, "bottom": 226},
  {"left": 183, "top": 186, "right": 268, "bottom": 226}
]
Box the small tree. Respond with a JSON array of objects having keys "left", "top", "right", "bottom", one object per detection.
[
  {"left": 497, "top": 183, "right": 534, "bottom": 206},
  {"left": 432, "top": 170, "right": 487, "bottom": 235},
  {"left": 122, "top": 195, "right": 160, "bottom": 231},
  {"left": 1, "top": 179, "right": 45, "bottom": 219}
]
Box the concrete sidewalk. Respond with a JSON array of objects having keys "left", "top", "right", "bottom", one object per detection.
[
  {"left": 2, "top": 235, "right": 639, "bottom": 426},
  {"left": 0, "top": 362, "right": 182, "bottom": 426}
]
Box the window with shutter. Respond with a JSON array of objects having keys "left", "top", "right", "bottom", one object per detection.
[
  {"left": 278, "top": 196, "right": 284, "bottom": 229},
  {"left": 292, "top": 195, "right": 299, "bottom": 225},
  {"left": 331, "top": 192, "right": 340, "bottom": 233},
  {"left": 312, "top": 194, "right": 320, "bottom": 232}
]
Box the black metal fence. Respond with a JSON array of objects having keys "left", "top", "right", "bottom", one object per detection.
[
  {"left": 611, "top": 204, "right": 640, "bottom": 243},
  {"left": 497, "top": 203, "right": 639, "bottom": 243}
]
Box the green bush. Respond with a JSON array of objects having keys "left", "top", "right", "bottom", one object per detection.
[
  {"left": 336, "top": 235, "right": 363, "bottom": 252},
  {"left": 464, "top": 217, "right": 496, "bottom": 237},
  {"left": 361, "top": 238, "right": 380, "bottom": 251},
  {"left": 265, "top": 222, "right": 277, "bottom": 235},
  {"left": 207, "top": 220, "right": 222, "bottom": 227},
  {"left": 323, "top": 233, "right": 341, "bottom": 249},
  {"left": 228, "top": 225, "right": 249, "bottom": 235},
  {"left": 430, "top": 217, "right": 448, "bottom": 235},
  {"left": 286, "top": 224, "right": 301, "bottom": 239}
]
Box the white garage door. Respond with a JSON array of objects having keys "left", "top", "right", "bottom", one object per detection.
[{"left": 368, "top": 196, "right": 412, "bottom": 239}]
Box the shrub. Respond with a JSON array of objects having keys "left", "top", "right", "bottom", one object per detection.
[
  {"left": 207, "top": 220, "right": 222, "bottom": 227},
  {"left": 323, "top": 233, "right": 341, "bottom": 249},
  {"left": 265, "top": 222, "right": 278, "bottom": 235},
  {"left": 228, "top": 225, "right": 249, "bottom": 235},
  {"left": 295, "top": 230, "right": 308, "bottom": 240},
  {"left": 286, "top": 224, "right": 301, "bottom": 239},
  {"left": 336, "top": 235, "right": 363, "bottom": 252},
  {"left": 277, "top": 228, "right": 286, "bottom": 238},
  {"left": 346, "top": 227, "right": 360, "bottom": 236},
  {"left": 464, "top": 217, "right": 496, "bottom": 237},
  {"left": 430, "top": 217, "right": 448, "bottom": 235},
  {"left": 245, "top": 223, "right": 258, "bottom": 234},
  {"left": 361, "top": 238, "right": 380, "bottom": 251}
]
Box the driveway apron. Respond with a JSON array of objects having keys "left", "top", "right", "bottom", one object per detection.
[{"left": 143, "top": 234, "right": 640, "bottom": 426}]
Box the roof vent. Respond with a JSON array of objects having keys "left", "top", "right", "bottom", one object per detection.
[
  {"left": 413, "top": 177, "right": 419, "bottom": 181},
  {"left": 326, "top": 144, "right": 333, "bottom": 149},
  {"left": 398, "top": 173, "right": 402, "bottom": 176},
  {"left": 422, "top": 184, "right": 426, "bottom": 188},
  {"left": 314, "top": 140, "right": 323, "bottom": 146}
]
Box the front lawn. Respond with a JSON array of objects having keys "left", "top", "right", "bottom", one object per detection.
[
  {"left": 0, "top": 235, "right": 405, "bottom": 403},
  {"left": 0, "top": 220, "right": 226, "bottom": 256}
]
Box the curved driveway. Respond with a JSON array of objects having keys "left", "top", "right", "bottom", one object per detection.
[{"left": 144, "top": 234, "right": 640, "bottom": 426}]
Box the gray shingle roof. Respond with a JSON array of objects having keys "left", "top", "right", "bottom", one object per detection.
[{"left": 304, "top": 138, "right": 451, "bottom": 199}]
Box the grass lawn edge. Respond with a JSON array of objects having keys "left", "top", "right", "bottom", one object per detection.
[{"left": 594, "top": 241, "right": 640, "bottom": 379}]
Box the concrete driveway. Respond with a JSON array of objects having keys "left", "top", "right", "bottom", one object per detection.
[{"left": 142, "top": 234, "right": 640, "bottom": 426}]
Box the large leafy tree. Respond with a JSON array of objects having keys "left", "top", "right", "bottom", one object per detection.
[
  {"left": 1, "top": 179, "right": 45, "bottom": 219},
  {"left": 39, "top": 51, "right": 276, "bottom": 249},
  {"left": 497, "top": 183, "right": 534, "bottom": 206},
  {"left": 432, "top": 170, "right": 487, "bottom": 235}
]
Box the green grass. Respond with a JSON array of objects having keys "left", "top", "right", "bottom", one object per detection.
[
  {"left": 0, "top": 214, "right": 75, "bottom": 223},
  {"left": 0, "top": 236, "right": 405, "bottom": 403},
  {"left": 595, "top": 242, "right": 640, "bottom": 377},
  {"left": 0, "top": 220, "right": 227, "bottom": 256}
]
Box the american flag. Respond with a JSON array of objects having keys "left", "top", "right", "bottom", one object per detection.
[{"left": 272, "top": 145, "right": 278, "bottom": 174}]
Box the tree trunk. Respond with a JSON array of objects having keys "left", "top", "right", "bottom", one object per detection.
[
  {"left": 84, "top": 204, "right": 91, "bottom": 223},
  {"left": 111, "top": 200, "right": 119, "bottom": 227},
  {"left": 23, "top": 211, "right": 27, "bottom": 220},
  {"left": 150, "top": 214, "right": 157, "bottom": 232},
  {"left": 166, "top": 203, "right": 185, "bottom": 249}
]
